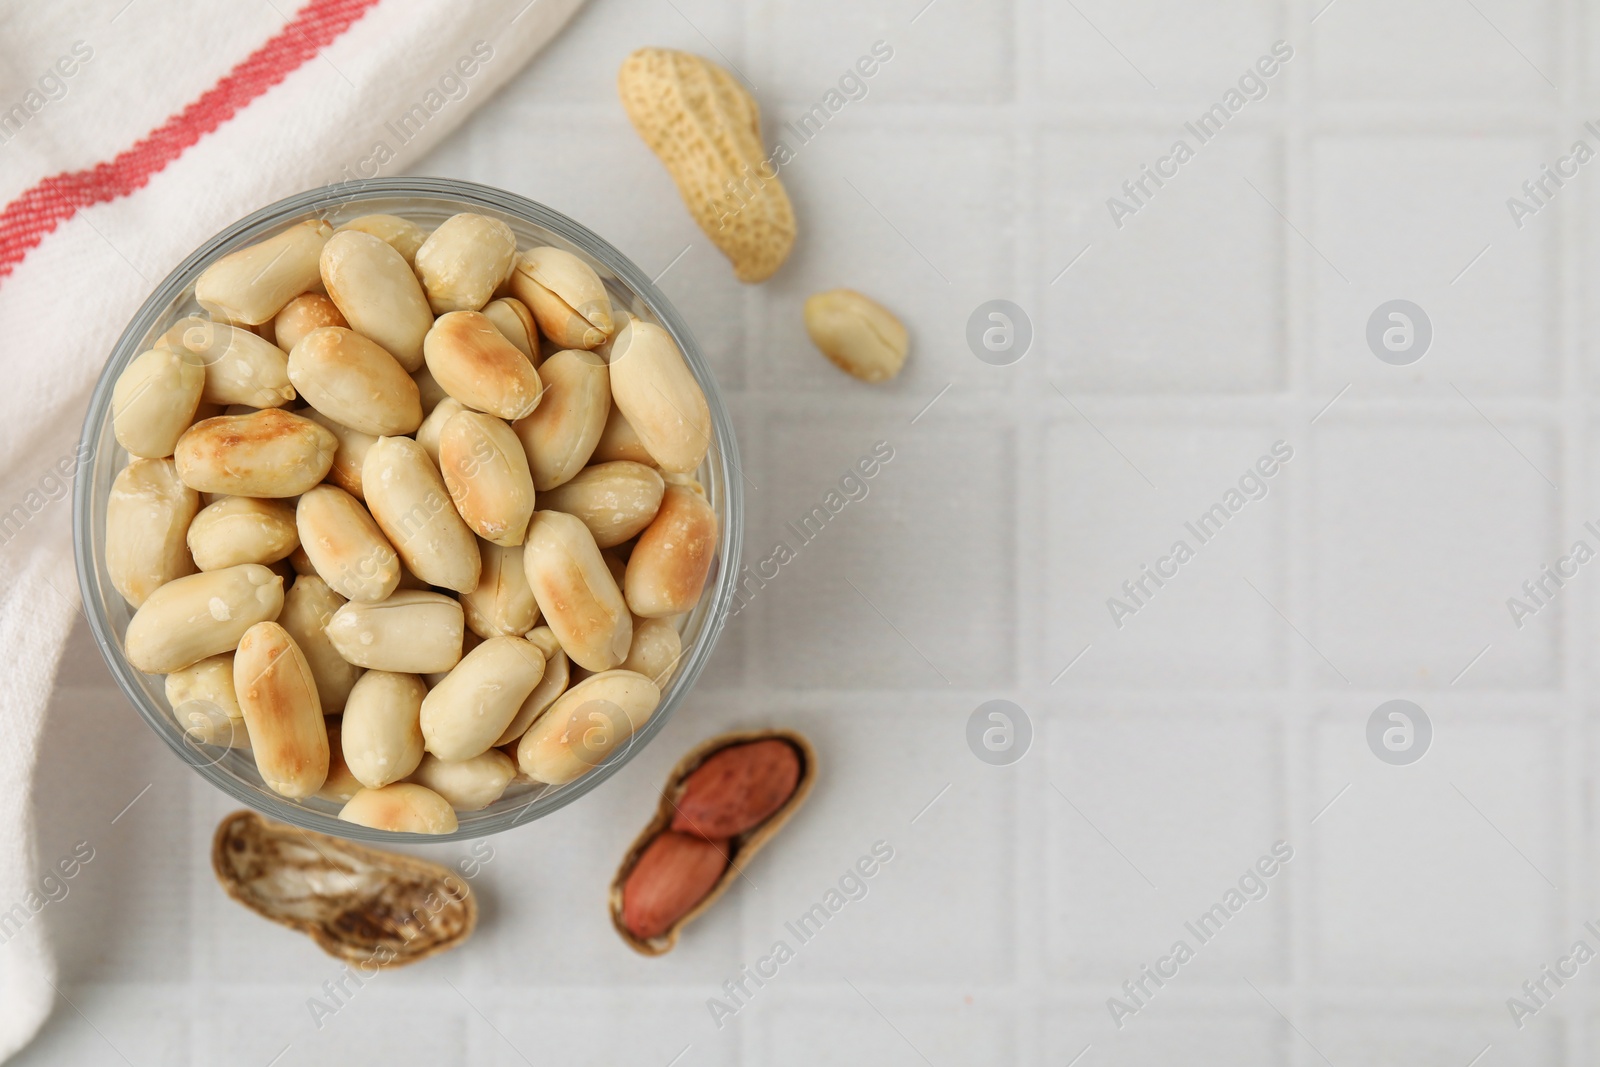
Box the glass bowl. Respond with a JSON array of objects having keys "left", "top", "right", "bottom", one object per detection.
[{"left": 72, "top": 177, "right": 743, "bottom": 843}]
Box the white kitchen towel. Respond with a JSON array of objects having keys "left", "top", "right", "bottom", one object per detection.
[{"left": 0, "top": 0, "right": 584, "bottom": 1058}]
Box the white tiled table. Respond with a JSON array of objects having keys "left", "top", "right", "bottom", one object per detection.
[{"left": 19, "top": 0, "right": 1593, "bottom": 1063}]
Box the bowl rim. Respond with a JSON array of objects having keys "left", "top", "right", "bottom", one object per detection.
[{"left": 73, "top": 176, "right": 745, "bottom": 844}]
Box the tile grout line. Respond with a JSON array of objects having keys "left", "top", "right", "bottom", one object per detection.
[
  {"left": 1556, "top": 0, "right": 1586, "bottom": 1064},
  {"left": 490, "top": 98, "right": 1581, "bottom": 129},
  {"left": 716, "top": 389, "right": 1585, "bottom": 415},
  {"left": 1013, "top": 0, "right": 1046, "bottom": 1059},
  {"left": 1283, "top": 0, "right": 1315, "bottom": 1060}
]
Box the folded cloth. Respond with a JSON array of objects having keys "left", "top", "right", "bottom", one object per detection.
[{"left": 0, "top": 0, "right": 583, "bottom": 1057}]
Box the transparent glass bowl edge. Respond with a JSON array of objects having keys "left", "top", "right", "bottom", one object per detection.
[{"left": 71, "top": 177, "right": 745, "bottom": 845}]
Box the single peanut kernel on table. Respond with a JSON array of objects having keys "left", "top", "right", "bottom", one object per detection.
[
  {"left": 802, "top": 289, "right": 908, "bottom": 383},
  {"left": 670, "top": 739, "right": 801, "bottom": 839},
  {"left": 621, "top": 830, "right": 729, "bottom": 940}
]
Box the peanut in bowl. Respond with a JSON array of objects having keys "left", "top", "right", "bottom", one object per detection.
[{"left": 73, "top": 177, "right": 743, "bottom": 843}]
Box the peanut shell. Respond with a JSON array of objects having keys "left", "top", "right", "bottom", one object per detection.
[
  {"left": 609, "top": 729, "right": 814, "bottom": 955},
  {"left": 212, "top": 810, "right": 475, "bottom": 964},
  {"left": 618, "top": 48, "right": 796, "bottom": 283}
]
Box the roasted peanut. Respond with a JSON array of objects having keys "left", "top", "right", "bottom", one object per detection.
[
  {"left": 422, "top": 311, "right": 543, "bottom": 420},
  {"left": 174, "top": 409, "right": 336, "bottom": 497},
  {"left": 515, "top": 669, "right": 660, "bottom": 785},
  {"left": 272, "top": 293, "right": 348, "bottom": 354},
  {"left": 591, "top": 405, "right": 656, "bottom": 465},
  {"left": 408, "top": 751, "right": 516, "bottom": 811},
  {"left": 278, "top": 573, "right": 361, "bottom": 714},
  {"left": 173, "top": 697, "right": 252, "bottom": 749},
  {"left": 414, "top": 213, "right": 519, "bottom": 314},
  {"left": 522, "top": 510, "right": 632, "bottom": 671},
  {"left": 296, "top": 484, "right": 401, "bottom": 604},
  {"left": 168, "top": 652, "right": 249, "bottom": 751},
  {"left": 303, "top": 409, "right": 375, "bottom": 500},
  {"left": 512, "top": 348, "right": 609, "bottom": 491},
  {"left": 625, "top": 484, "right": 717, "bottom": 618},
  {"left": 112, "top": 348, "right": 204, "bottom": 458},
  {"left": 339, "top": 784, "right": 458, "bottom": 835},
  {"left": 317, "top": 724, "right": 364, "bottom": 803},
  {"left": 321, "top": 230, "right": 433, "bottom": 372},
  {"left": 395, "top": 564, "right": 432, "bottom": 592},
  {"left": 234, "top": 621, "right": 328, "bottom": 798},
  {"left": 362, "top": 436, "right": 481, "bottom": 593},
  {"left": 493, "top": 626, "right": 568, "bottom": 746},
  {"left": 195, "top": 219, "right": 333, "bottom": 325},
  {"left": 481, "top": 297, "right": 538, "bottom": 361},
  {"left": 602, "top": 547, "right": 628, "bottom": 588},
  {"left": 426, "top": 627, "right": 483, "bottom": 688},
  {"left": 606, "top": 319, "right": 710, "bottom": 474},
  {"left": 618, "top": 49, "right": 795, "bottom": 283},
  {"left": 803, "top": 289, "right": 908, "bottom": 383},
  {"left": 416, "top": 396, "right": 466, "bottom": 466},
  {"left": 187, "top": 496, "right": 299, "bottom": 571},
  {"left": 335, "top": 214, "right": 426, "bottom": 265},
  {"left": 461, "top": 540, "right": 540, "bottom": 639},
  {"left": 165, "top": 653, "right": 243, "bottom": 721},
  {"left": 620, "top": 831, "right": 729, "bottom": 940},
  {"left": 621, "top": 615, "right": 683, "bottom": 688},
  {"left": 413, "top": 366, "right": 450, "bottom": 415},
  {"left": 509, "top": 246, "right": 613, "bottom": 349},
  {"left": 106, "top": 458, "right": 199, "bottom": 606},
  {"left": 289, "top": 545, "right": 317, "bottom": 576},
  {"left": 664, "top": 471, "right": 705, "bottom": 494},
  {"left": 288, "top": 327, "right": 423, "bottom": 436},
  {"left": 164, "top": 317, "right": 296, "bottom": 409},
  {"left": 325, "top": 590, "right": 463, "bottom": 674},
  {"left": 125, "top": 564, "right": 283, "bottom": 673},
  {"left": 421, "top": 635, "right": 546, "bottom": 761},
  {"left": 439, "top": 410, "right": 535, "bottom": 547},
  {"left": 341, "top": 671, "right": 427, "bottom": 788},
  {"left": 538, "top": 461, "right": 664, "bottom": 548}
]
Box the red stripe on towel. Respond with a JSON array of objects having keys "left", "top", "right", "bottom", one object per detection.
[{"left": 0, "top": 0, "right": 382, "bottom": 280}]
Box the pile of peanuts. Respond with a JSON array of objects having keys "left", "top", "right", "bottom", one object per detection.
[{"left": 106, "top": 210, "right": 718, "bottom": 834}]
